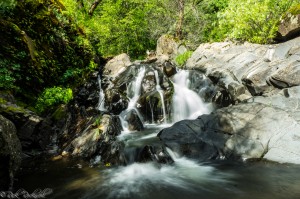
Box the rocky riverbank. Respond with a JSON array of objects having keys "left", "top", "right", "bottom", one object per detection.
[{"left": 159, "top": 36, "right": 300, "bottom": 164}]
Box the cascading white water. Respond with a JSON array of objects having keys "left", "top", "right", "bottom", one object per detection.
[
  {"left": 128, "top": 67, "right": 146, "bottom": 109},
  {"left": 119, "top": 67, "right": 146, "bottom": 132},
  {"left": 97, "top": 75, "right": 107, "bottom": 111},
  {"left": 83, "top": 146, "right": 232, "bottom": 199},
  {"left": 154, "top": 70, "right": 167, "bottom": 124},
  {"left": 148, "top": 99, "right": 155, "bottom": 124},
  {"left": 172, "top": 70, "right": 211, "bottom": 122}
]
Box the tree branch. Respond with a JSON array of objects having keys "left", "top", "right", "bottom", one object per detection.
[{"left": 89, "top": 0, "right": 102, "bottom": 16}]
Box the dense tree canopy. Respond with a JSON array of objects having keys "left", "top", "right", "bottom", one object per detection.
[{"left": 0, "top": 0, "right": 299, "bottom": 111}]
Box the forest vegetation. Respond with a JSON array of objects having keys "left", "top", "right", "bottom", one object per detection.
[{"left": 0, "top": 0, "right": 298, "bottom": 113}]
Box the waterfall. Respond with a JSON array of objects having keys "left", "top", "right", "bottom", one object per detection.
[
  {"left": 172, "top": 70, "right": 211, "bottom": 122},
  {"left": 97, "top": 75, "right": 107, "bottom": 111},
  {"left": 154, "top": 70, "right": 167, "bottom": 123},
  {"left": 148, "top": 99, "right": 155, "bottom": 124},
  {"left": 127, "top": 67, "right": 146, "bottom": 110},
  {"left": 119, "top": 67, "right": 146, "bottom": 132}
]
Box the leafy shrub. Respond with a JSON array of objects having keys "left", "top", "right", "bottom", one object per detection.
[
  {"left": 175, "top": 51, "right": 193, "bottom": 67},
  {"left": 36, "top": 87, "right": 73, "bottom": 113}
]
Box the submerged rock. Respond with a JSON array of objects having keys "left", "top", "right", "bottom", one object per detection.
[
  {"left": 158, "top": 102, "right": 300, "bottom": 164},
  {"left": 0, "top": 115, "right": 22, "bottom": 190}
]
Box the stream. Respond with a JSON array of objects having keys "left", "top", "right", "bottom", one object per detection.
[
  {"left": 16, "top": 125, "right": 300, "bottom": 199},
  {"left": 14, "top": 68, "right": 300, "bottom": 199}
]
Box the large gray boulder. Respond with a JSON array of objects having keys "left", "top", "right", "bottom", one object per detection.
[
  {"left": 185, "top": 37, "right": 300, "bottom": 97},
  {"left": 0, "top": 115, "right": 22, "bottom": 190},
  {"left": 158, "top": 102, "right": 300, "bottom": 164},
  {"left": 103, "top": 53, "right": 132, "bottom": 79}
]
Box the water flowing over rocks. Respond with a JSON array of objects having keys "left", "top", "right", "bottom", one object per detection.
[
  {"left": 157, "top": 36, "right": 300, "bottom": 164},
  {"left": 159, "top": 102, "right": 300, "bottom": 164}
]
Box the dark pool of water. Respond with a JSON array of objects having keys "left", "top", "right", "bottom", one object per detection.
[{"left": 14, "top": 126, "right": 300, "bottom": 199}]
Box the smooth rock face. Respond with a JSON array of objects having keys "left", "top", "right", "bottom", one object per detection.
[
  {"left": 103, "top": 53, "right": 132, "bottom": 79},
  {"left": 186, "top": 37, "right": 300, "bottom": 97},
  {"left": 158, "top": 102, "right": 300, "bottom": 164},
  {"left": 0, "top": 115, "right": 22, "bottom": 190}
]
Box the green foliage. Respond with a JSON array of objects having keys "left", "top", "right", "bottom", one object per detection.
[
  {"left": 94, "top": 0, "right": 157, "bottom": 58},
  {"left": 0, "top": 59, "right": 21, "bottom": 90},
  {"left": 94, "top": 115, "right": 102, "bottom": 126},
  {"left": 287, "top": 3, "right": 300, "bottom": 15},
  {"left": 61, "top": 0, "right": 158, "bottom": 58},
  {"left": 0, "top": 0, "right": 16, "bottom": 14},
  {"left": 216, "top": 0, "right": 296, "bottom": 43},
  {"left": 175, "top": 51, "right": 193, "bottom": 67},
  {"left": 35, "top": 87, "right": 73, "bottom": 113}
]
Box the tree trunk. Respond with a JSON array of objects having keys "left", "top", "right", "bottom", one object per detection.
[
  {"left": 176, "top": 0, "right": 185, "bottom": 40},
  {"left": 89, "top": 0, "right": 102, "bottom": 16}
]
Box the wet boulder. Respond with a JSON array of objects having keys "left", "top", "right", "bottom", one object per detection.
[
  {"left": 69, "top": 114, "right": 124, "bottom": 164},
  {"left": 158, "top": 102, "right": 300, "bottom": 164},
  {"left": 105, "top": 89, "right": 128, "bottom": 115},
  {"left": 0, "top": 115, "right": 22, "bottom": 190},
  {"left": 142, "top": 70, "right": 156, "bottom": 94},
  {"left": 123, "top": 109, "right": 144, "bottom": 131},
  {"left": 124, "top": 145, "right": 173, "bottom": 164},
  {"left": 163, "top": 61, "right": 177, "bottom": 77}
]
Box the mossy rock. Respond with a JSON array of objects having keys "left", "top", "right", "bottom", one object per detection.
[
  {"left": 51, "top": 104, "right": 67, "bottom": 121},
  {"left": 0, "top": 98, "right": 7, "bottom": 105}
]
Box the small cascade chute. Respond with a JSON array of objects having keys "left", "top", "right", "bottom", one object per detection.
[
  {"left": 154, "top": 70, "right": 167, "bottom": 123},
  {"left": 172, "top": 70, "right": 211, "bottom": 122},
  {"left": 148, "top": 99, "right": 155, "bottom": 124},
  {"left": 97, "top": 75, "right": 107, "bottom": 111},
  {"left": 119, "top": 67, "right": 146, "bottom": 132}
]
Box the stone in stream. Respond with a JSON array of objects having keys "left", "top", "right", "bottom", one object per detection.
[
  {"left": 158, "top": 102, "right": 300, "bottom": 164},
  {"left": 124, "top": 109, "right": 144, "bottom": 131},
  {"left": 0, "top": 115, "right": 22, "bottom": 190}
]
